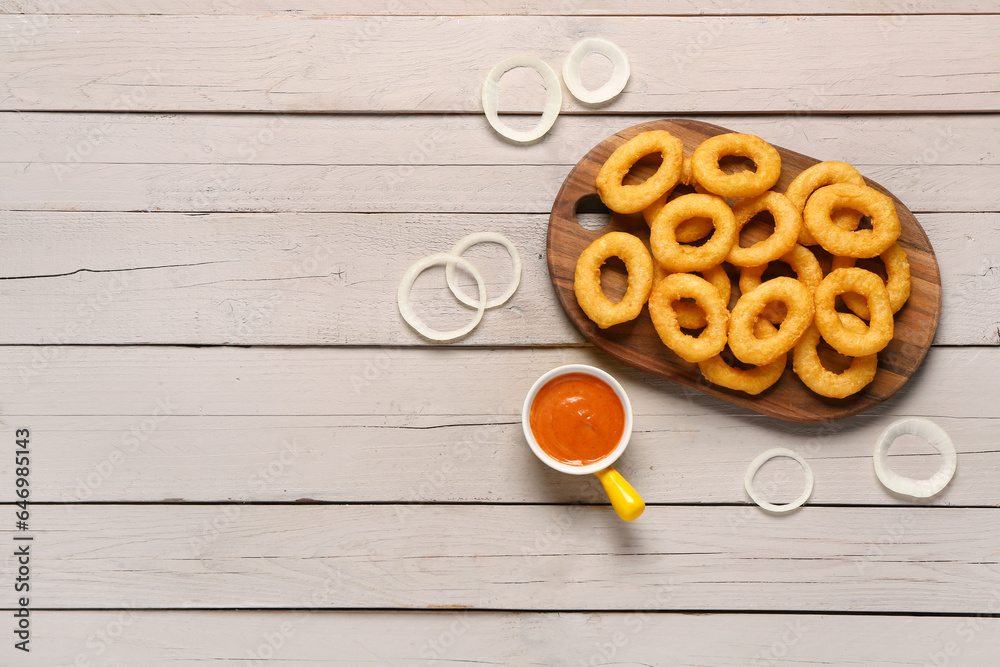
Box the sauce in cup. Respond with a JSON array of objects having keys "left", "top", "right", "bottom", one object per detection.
[{"left": 528, "top": 372, "right": 625, "bottom": 466}]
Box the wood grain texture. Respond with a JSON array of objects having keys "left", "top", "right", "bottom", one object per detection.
[
  {"left": 20, "top": 413, "right": 1000, "bottom": 507},
  {"left": 3, "top": 342, "right": 997, "bottom": 419},
  {"left": 4, "top": 161, "right": 993, "bottom": 214},
  {"left": 2, "top": 15, "right": 999, "bottom": 112},
  {"left": 3, "top": 0, "right": 992, "bottom": 14},
  {"left": 3, "top": 346, "right": 998, "bottom": 505},
  {"left": 20, "top": 610, "right": 1000, "bottom": 666},
  {"left": 4, "top": 504, "right": 999, "bottom": 612},
  {"left": 3, "top": 112, "right": 996, "bottom": 213},
  {"left": 5, "top": 112, "right": 996, "bottom": 170},
  {"left": 548, "top": 119, "right": 940, "bottom": 421},
  {"left": 0, "top": 210, "right": 992, "bottom": 345}
]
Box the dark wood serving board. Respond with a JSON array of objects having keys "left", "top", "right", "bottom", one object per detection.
[{"left": 547, "top": 119, "right": 942, "bottom": 422}]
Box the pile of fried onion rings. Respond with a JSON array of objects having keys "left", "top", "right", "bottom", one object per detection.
[{"left": 574, "top": 129, "right": 912, "bottom": 398}]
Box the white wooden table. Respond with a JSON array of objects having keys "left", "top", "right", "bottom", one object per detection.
[{"left": 2, "top": 2, "right": 999, "bottom": 664}]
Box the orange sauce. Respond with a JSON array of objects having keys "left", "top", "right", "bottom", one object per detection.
[{"left": 529, "top": 372, "right": 625, "bottom": 466}]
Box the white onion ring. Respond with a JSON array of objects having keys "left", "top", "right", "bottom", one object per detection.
[
  {"left": 744, "top": 448, "right": 814, "bottom": 513},
  {"left": 874, "top": 418, "right": 957, "bottom": 499},
  {"left": 481, "top": 55, "right": 561, "bottom": 144},
  {"left": 397, "top": 253, "right": 486, "bottom": 342},
  {"left": 444, "top": 232, "right": 522, "bottom": 309},
  {"left": 562, "top": 37, "right": 630, "bottom": 106}
]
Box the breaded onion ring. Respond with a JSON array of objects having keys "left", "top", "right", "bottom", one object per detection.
[
  {"left": 739, "top": 244, "right": 822, "bottom": 323},
  {"left": 785, "top": 161, "right": 866, "bottom": 246},
  {"left": 649, "top": 194, "right": 737, "bottom": 273},
  {"left": 803, "top": 183, "right": 901, "bottom": 258},
  {"left": 698, "top": 319, "right": 786, "bottom": 395},
  {"left": 814, "top": 267, "right": 893, "bottom": 356},
  {"left": 641, "top": 158, "right": 714, "bottom": 242},
  {"left": 643, "top": 198, "right": 714, "bottom": 243},
  {"left": 653, "top": 265, "right": 732, "bottom": 330},
  {"left": 739, "top": 244, "right": 823, "bottom": 296},
  {"left": 652, "top": 253, "right": 669, "bottom": 286},
  {"left": 831, "top": 243, "right": 911, "bottom": 319},
  {"left": 726, "top": 191, "right": 803, "bottom": 267},
  {"left": 793, "top": 313, "right": 878, "bottom": 399},
  {"left": 596, "top": 131, "right": 684, "bottom": 214},
  {"left": 728, "top": 277, "right": 814, "bottom": 366},
  {"left": 691, "top": 133, "right": 781, "bottom": 199},
  {"left": 574, "top": 232, "right": 654, "bottom": 329},
  {"left": 679, "top": 157, "right": 710, "bottom": 193},
  {"left": 648, "top": 273, "right": 730, "bottom": 363}
]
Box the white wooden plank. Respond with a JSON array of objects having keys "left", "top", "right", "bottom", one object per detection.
[
  {"left": 23, "top": 413, "right": 1000, "bottom": 506},
  {"left": 3, "top": 0, "right": 992, "bottom": 15},
  {"left": 3, "top": 504, "right": 998, "bottom": 612},
  {"left": 2, "top": 15, "right": 998, "bottom": 112},
  {"left": 20, "top": 610, "right": 1000, "bottom": 666},
  {"left": 4, "top": 346, "right": 994, "bottom": 419},
  {"left": 7, "top": 112, "right": 994, "bottom": 169},
  {"left": 2, "top": 346, "right": 998, "bottom": 505},
  {"left": 5, "top": 161, "right": 994, "bottom": 214},
  {"left": 0, "top": 211, "right": 993, "bottom": 345},
  {"left": 2, "top": 113, "right": 995, "bottom": 214},
  {"left": 3, "top": 112, "right": 994, "bottom": 212}
]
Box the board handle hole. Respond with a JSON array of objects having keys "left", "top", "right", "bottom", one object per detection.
[{"left": 575, "top": 194, "right": 612, "bottom": 231}]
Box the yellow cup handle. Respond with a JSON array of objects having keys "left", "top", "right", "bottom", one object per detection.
[{"left": 594, "top": 466, "right": 645, "bottom": 522}]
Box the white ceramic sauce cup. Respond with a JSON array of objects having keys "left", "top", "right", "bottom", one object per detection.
[{"left": 522, "top": 364, "right": 644, "bottom": 521}]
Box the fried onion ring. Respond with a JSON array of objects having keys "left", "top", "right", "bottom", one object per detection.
[
  {"left": 726, "top": 191, "right": 802, "bottom": 267},
  {"left": 649, "top": 194, "right": 737, "bottom": 272},
  {"left": 830, "top": 243, "right": 911, "bottom": 319},
  {"left": 691, "top": 133, "right": 781, "bottom": 199},
  {"left": 739, "top": 244, "right": 823, "bottom": 296},
  {"left": 653, "top": 265, "right": 732, "bottom": 330},
  {"left": 574, "top": 232, "right": 654, "bottom": 329},
  {"left": 641, "top": 158, "right": 714, "bottom": 241},
  {"left": 813, "top": 267, "right": 893, "bottom": 356},
  {"left": 596, "top": 131, "right": 684, "bottom": 214},
  {"left": 679, "top": 157, "right": 710, "bottom": 193},
  {"left": 728, "top": 277, "right": 814, "bottom": 366},
  {"left": 648, "top": 273, "right": 729, "bottom": 363},
  {"left": 643, "top": 198, "right": 714, "bottom": 243},
  {"left": 803, "top": 183, "right": 901, "bottom": 258},
  {"left": 785, "top": 161, "right": 866, "bottom": 246},
  {"left": 739, "top": 244, "right": 822, "bottom": 323},
  {"left": 698, "top": 319, "right": 786, "bottom": 395},
  {"left": 793, "top": 313, "right": 878, "bottom": 398}
]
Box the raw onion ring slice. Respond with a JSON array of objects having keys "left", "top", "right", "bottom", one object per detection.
[
  {"left": 398, "top": 253, "right": 486, "bottom": 342},
  {"left": 562, "top": 37, "right": 630, "bottom": 106},
  {"left": 744, "top": 448, "right": 814, "bottom": 513},
  {"left": 873, "top": 418, "right": 956, "bottom": 499},
  {"left": 482, "top": 55, "right": 562, "bottom": 144},
  {"left": 445, "top": 232, "right": 522, "bottom": 309}
]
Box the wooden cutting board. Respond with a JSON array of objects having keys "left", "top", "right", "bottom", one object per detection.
[{"left": 547, "top": 119, "right": 941, "bottom": 422}]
